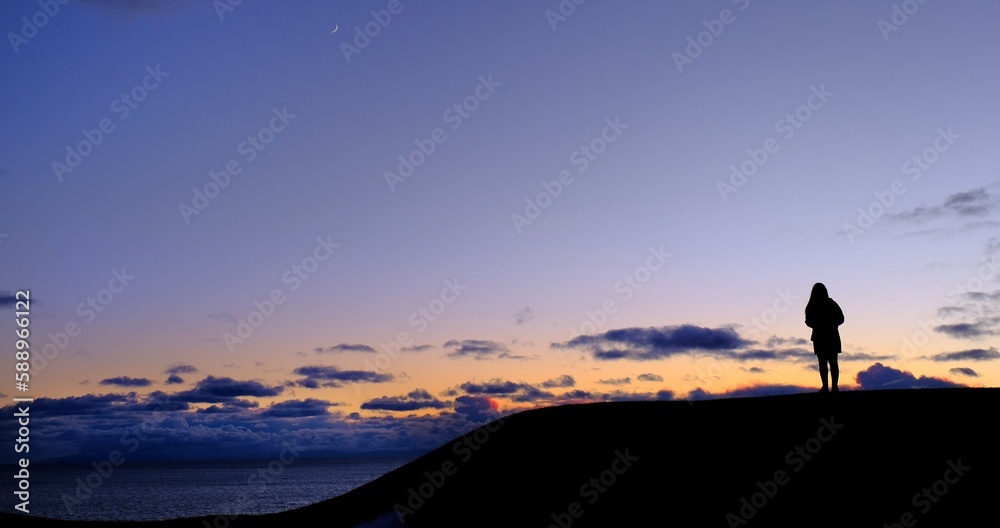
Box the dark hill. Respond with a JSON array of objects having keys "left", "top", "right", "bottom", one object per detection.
[{"left": 5, "top": 388, "right": 998, "bottom": 527}]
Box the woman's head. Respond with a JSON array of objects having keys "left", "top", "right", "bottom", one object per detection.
[{"left": 810, "top": 282, "right": 829, "bottom": 301}]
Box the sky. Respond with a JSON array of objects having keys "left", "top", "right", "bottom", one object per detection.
[{"left": 2, "top": 0, "right": 999, "bottom": 462}]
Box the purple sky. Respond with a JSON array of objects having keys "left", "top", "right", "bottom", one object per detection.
[{"left": 1, "top": 0, "right": 998, "bottom": 462}]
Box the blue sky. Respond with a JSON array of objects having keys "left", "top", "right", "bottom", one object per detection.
[{"left": 1, "top": 0, "right": 999, "bottom": 463}]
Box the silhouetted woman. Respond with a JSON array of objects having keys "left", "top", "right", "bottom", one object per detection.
[{"left": 805, "top": 283, "right": 844, "bottom": 393}]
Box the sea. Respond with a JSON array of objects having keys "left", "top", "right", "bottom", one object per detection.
[{"left": 5, "top": 456, "right": 413, "bottom": 521}]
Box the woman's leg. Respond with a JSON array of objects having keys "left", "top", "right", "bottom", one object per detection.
[
  {"left": 817, "top": 355, "right": 829, "bottom": 390},
  {"left": 829, "top": 355, "right": 839, "bottom": 391}
]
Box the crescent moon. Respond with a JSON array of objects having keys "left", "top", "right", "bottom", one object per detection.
[{"left": 331, "top": 24, "right": 339, "bottom": 33}]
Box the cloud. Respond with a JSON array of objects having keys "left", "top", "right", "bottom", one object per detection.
[
  {"left": 316, "top": 343, "right": 377, "bottom": 354},
  {"left": 540, "top": 375, "right": 575, "bottom": 388},
  {"left": 928, "top": 348, "right": 1000, "bottom": 362},
  {"left": 934, "top": 322, "right": 997, "bottom": 339},
  {"left": 0, "top": 292, "right": 18, "bottom": 308},
  {"left": 292, "top": 366, "right": 394, "bottom": 388},
  {"left": 964, "top": 291, "right": 1000, "bottom": 303},
  {"left": 453, "top": 395, "right": 500, "bottom": 422},
  {"left": 765, "top": 336, "right": 809, "bottom": 347},
  {"left": 855, "top": 363, "right": 964, "bottom": 390},
  {"left": 361, "top": 389, "right": 450, "bottom": 412},
  {"left": 99, "top": 376, "right": 153, "bottom": 388},
  {"left": 747, "top": 367, "right": 765, "bottom": 374},
  {"left": 592, "top": 390, "right": 673, "bottom": 402},
  {"left": 459, "top": 379, "right": 554, "bottom": 403},
  {"left": 460, "top": 380, "right": 522, "bottom": 395},
  {"left": 637, "top": 373, "right": 663, "bottom": 382},
  {"left": 173, "top": 376, "right": 284, "bottom": 403},
  {"left": 840, "top": 352, "right": 899, "bottom": 362},
  {"left": 875, "top": 185, "right": 1000, "bottom": 240},
  {"left": 512, "top": 306, "right": 535, "bottom": 325},
  {"left": 888, "top": 186, "right": 1000, "bottom": 224},
  {"left": 949, "top": 367, "right": 979, "bottom": 377},
  {"left": 597, "top": 377, "right": 631, "bottom": 386},
  {"left": 444, "top": 339, "right": 527, "bottom": 360},
  {"left": 402, "top": 344, "right": 434, "bottom": 352},
  {"left": 684, "top": 384, "right": 814, "bottom": 400},
  {"left": 553, "top": 325, "right": 750, "bottom": 361},
  {"left": 0, "top": 392, "right": 513, "bottom": 463},
  {"left": 6, "top": 393, "right": 136, "bottom": 416},
  {"left": 262, "top": 398, "right": 338, "bottom": 418},
  {"left": 733, "top": 348, "right": 815, "bottom": 362},
  {"left": 165, "top": 374, "right": 185, "bottom": 385},
  {"left": 165, "top": 363, "right": 198, "bottom": 375},
  {"left": 205, "top": 313, "right": 239, "bottom": 324}
]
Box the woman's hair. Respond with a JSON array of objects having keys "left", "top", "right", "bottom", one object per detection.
[{"left": 806, "top": 282, "right": 829, "bottom": 312}]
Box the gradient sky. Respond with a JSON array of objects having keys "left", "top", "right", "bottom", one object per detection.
[{"left": 2, "top": 0, "right": 999, "bottom": 461}]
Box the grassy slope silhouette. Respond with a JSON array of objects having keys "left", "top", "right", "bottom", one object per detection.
[{"left": 5, "top": 388, "right": 998, "bottom": 527}]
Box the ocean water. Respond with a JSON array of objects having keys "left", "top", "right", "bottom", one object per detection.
[{"left": 7, "top": 457, "right": 412, "bottom": 521}]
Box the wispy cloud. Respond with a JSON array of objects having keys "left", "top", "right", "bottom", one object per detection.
[
  {"left": 0, "top": 292, "right": 18, "bottom": 308},
  {"left": 512, "top": 306, "right": 535, "bottom": 325},
  {"left": 934, "top": 322, "right": 998, "bottom": 339},
  {"left": 444, "top": 339, "right": 529, "bottom": 360},
  {"left": 459, "top": 379, "right": 553, "bottom": 403},
  {"left": 361, "top": 389, "right": 449, "bottom": 412},
  {"left": 927, "top": 347, "right": 1000, "bottom": 362},
  {"left": 100, "top": 376, "right": 152, "bottom": 387},
  {"left": 165, "top": 363, "right": 198, "bottom": 375},
  {"left": 597, "top": 377, "right": 632, "bottom": 386},
  {"left": 262, "top": 398, "right": 339, "bottom": 417},
  {"left": 292, "top": 366, "right": 393, "bottom": 388},
  {"left": 539, "top": 375, "right": 575, "bottom": 388},
  {"left": 205, "top": 313, "right": 239, "bottom": 324},
  {"left": 316, "top": 343, "right": 377, "bottom": 353},
  {"left": 888, "top": 186, "right": 1000, "bottom": 224}
]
